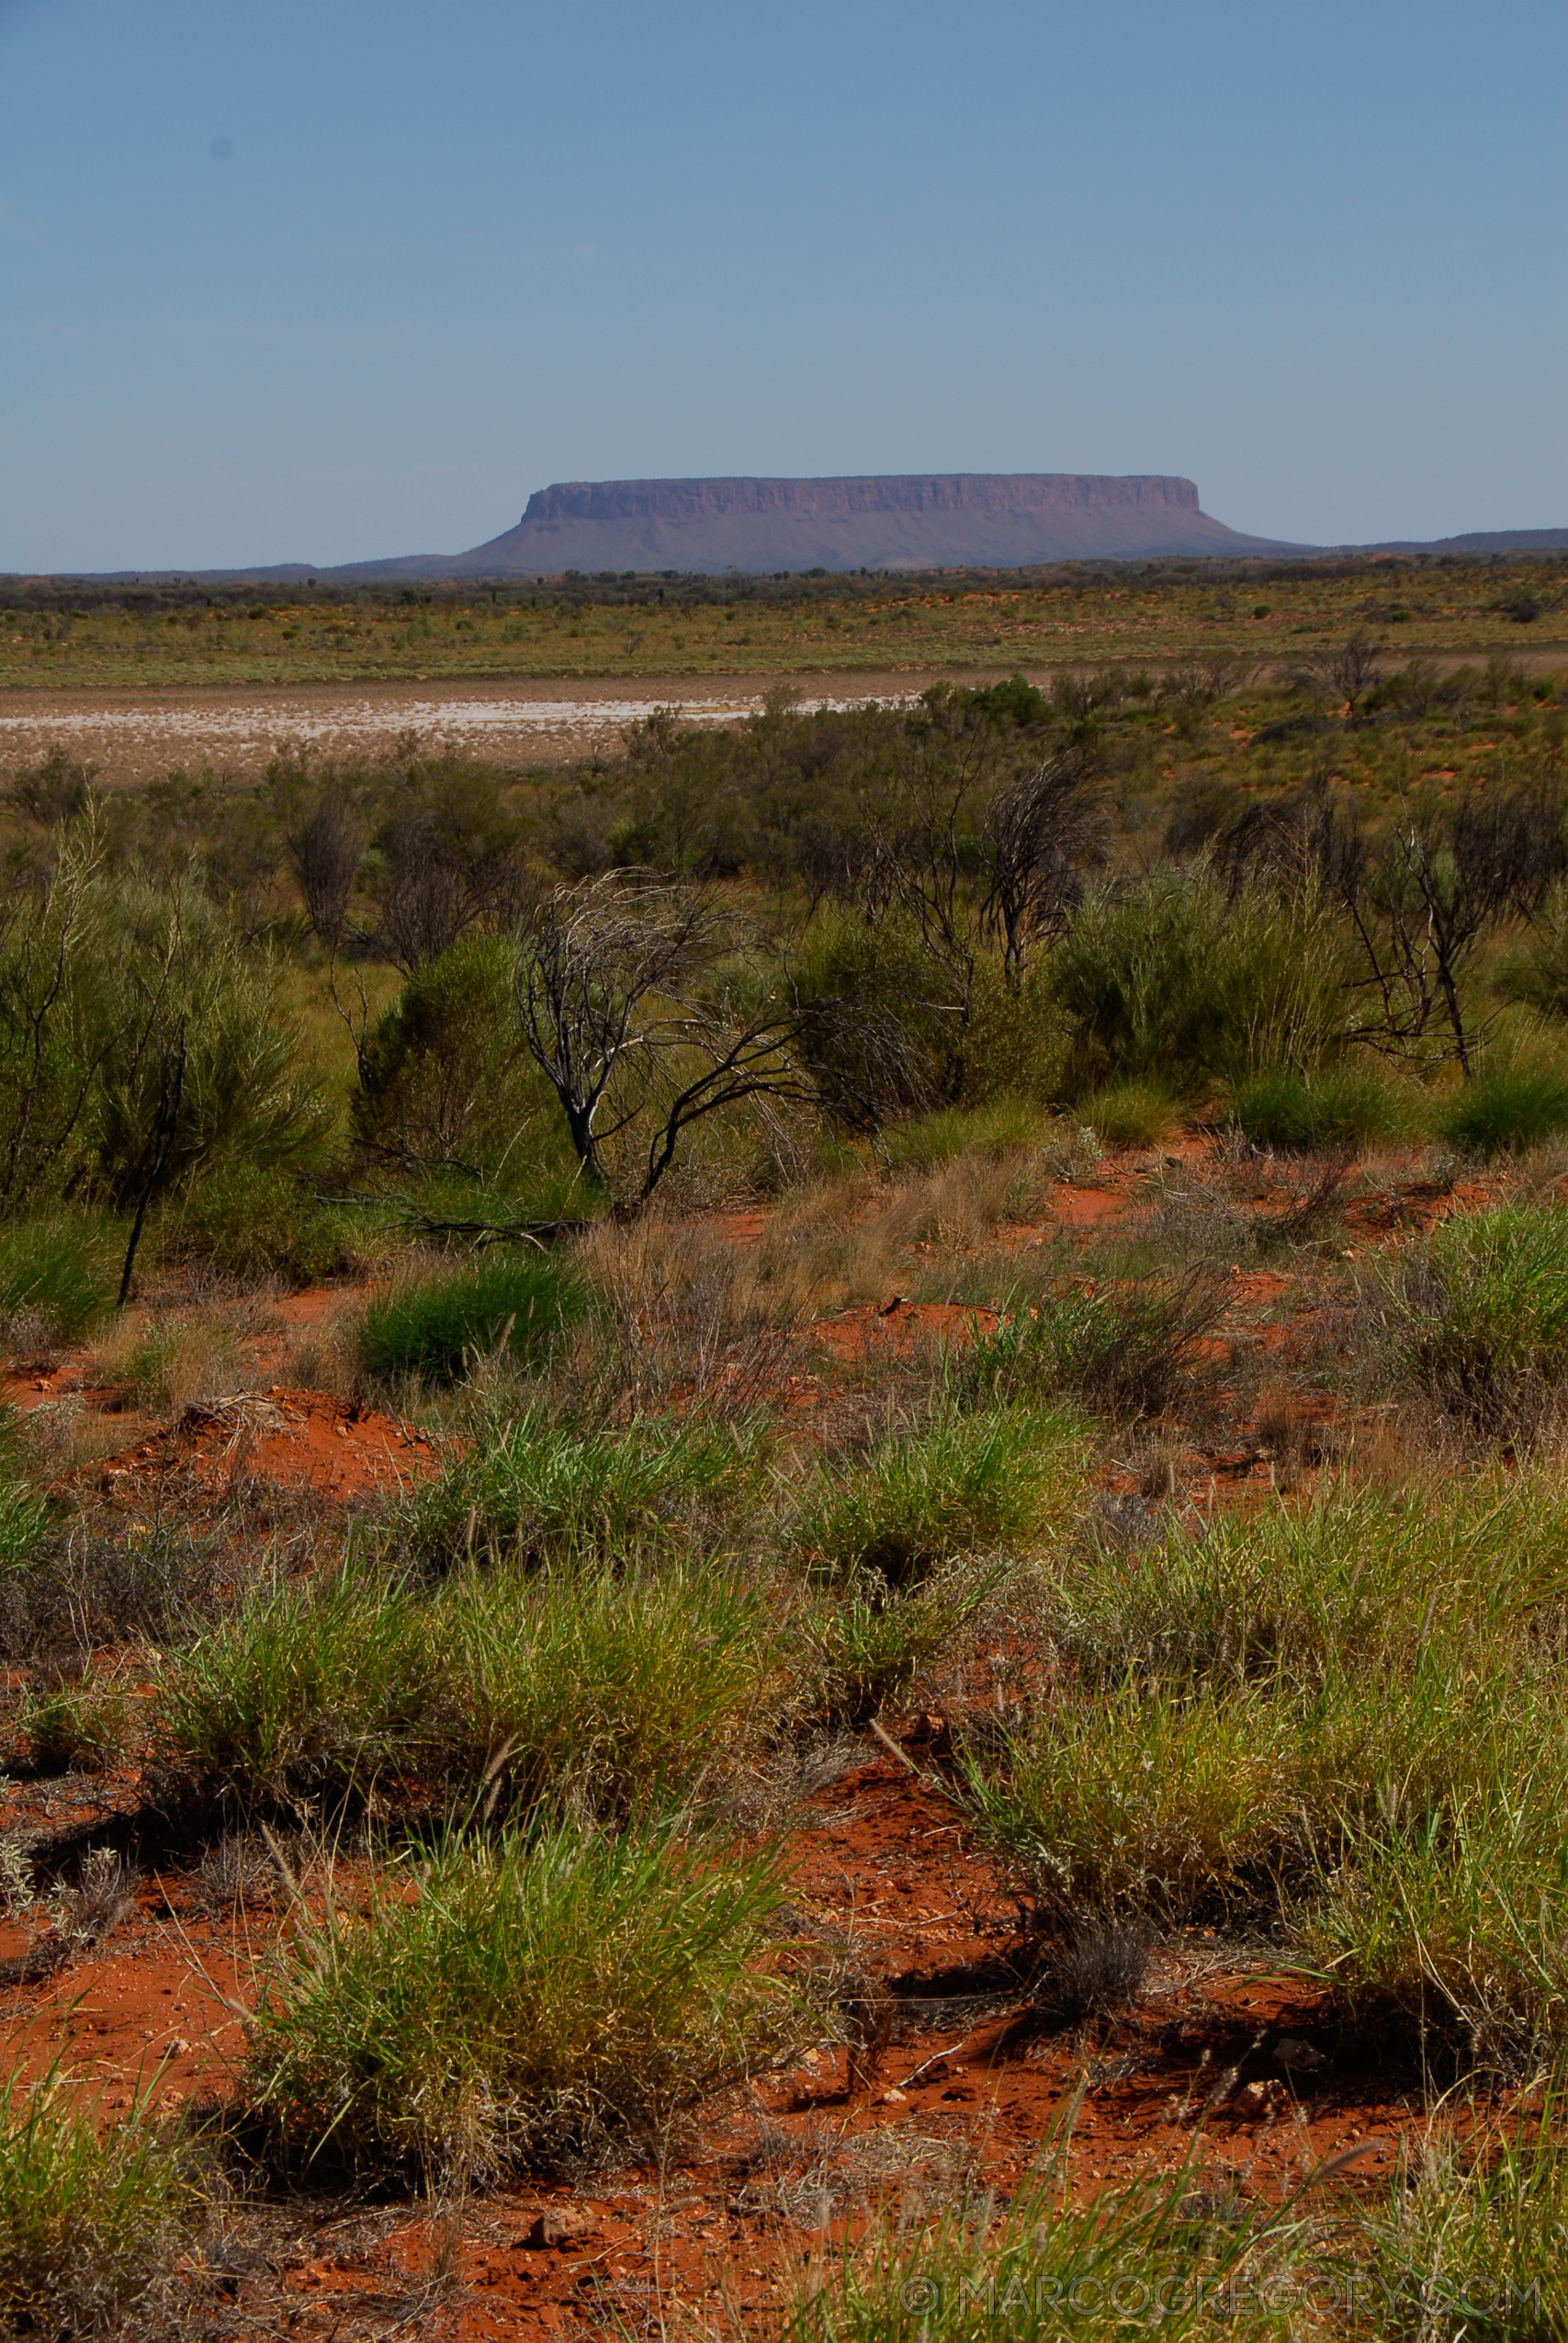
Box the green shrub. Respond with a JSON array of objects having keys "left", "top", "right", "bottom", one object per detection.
[
  {"left": 0, "top": 2062, "right": 200, "bottom": 2339},
  {"left": 171, "top": 1161, "right": 358, "bottom": 1285},
  {"left": 92, "top": 880, "right": 333, "bottom": 1206},
  {"left": 0, "top": 1415, "right": 49, "bottom": 1576},
  {"left": 792, "top": 2120, "right": 1568, "bottom": 2343},
  {"left": 0, "top": 1218, "right": 118, "bottom": 1343},
  {"left": 21, "top": 1676, "right": 129, "bottom": 1774},
  {"left": 1496, "top": 884, "right": 1568, "bottom": 1020},
  {"left": 156, "top": 1568, "right": 434, "bottom": 1813},
  {"left": 955, "top": 961, "right": 1070, "bottom": 1108},
  {"left": 803, "top": 1568, "right": 992, "bottom": 1726},
  {"left": 351, "top": 934, "right": 573, "bottom": 1189},
  {"left": 158, "top": 1554, "right": 775, "bottom": 1820},
  {"left": 1299, "top": 1749, "right": 1568, "bottom": 2065},
  {"left": 879, "top": 1097, "right": 1052, "bottom": 1173},
  {"left": 958, "top": 1474, "right": 1568, "bottom": 2059},
  {"left": 1382, "top": 1201, "right": 1568, "bottom": 1427},
  {"left": 245, "top": 1819, "right": 791, "bottom": 2180},
  {"left": 792, "top": 1406, "right": 1085, "bottom": 1588},
  {"left": 1038, "top": 1477, "right": 1568, "bottom": 1691},
  {"left": 401, "top": 1409, "right": 763, "bottom": 1571},
  {"left": 964, "top": 1679, "right": 1302, "bottom": 1930},
  {"left": 1051, "top": 869, "right": 1349, "bottom": 1100},
  {"left": 958, "top": 1273, "right": 1224, "bottom": 1420},
  {"left": 430, "top": 1560, "right": 776, "bottom": 1817},
  {"left": 1230, "top": 1061, "right": 1421, "bottom": 1152},
  {"left": 790, "top": 906, "right": 967, "bottom": 1127},
  {"left": 1076, "top": 1078, "right": 1178, "bottom": 1149},
  {"left": 357, "top": 1252, "right": 583, "bottom": 1387},
  {"left": 1438, "top": 1065, "right": 1568, "bottom": 1159}
]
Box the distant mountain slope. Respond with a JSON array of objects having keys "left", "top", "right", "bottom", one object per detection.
[
  {"left": 27, "top": 483, "right": 1568, "bottom": 586},
  {"left": 346, "top": 472, "right": 1296, "bottom": 578}
]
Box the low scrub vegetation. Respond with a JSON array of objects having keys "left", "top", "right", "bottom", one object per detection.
[
  {"left": 792, "top": 1404, "right": 1084, "bottom": 1588},
  {"left": 357, "top": 1252, "right": 584, "bottom": 1387},
  {"left": 245, "top": 1818, "right": 792, "bottom": 2182},
  {"left": 3, "top": 585, "right": 1568, "bottom": 2326},
  {"left": 400, "top": 1408, "right": 765, "bottom": 1570},
  {"left": 158, "top": 1550, "right": 776, "bottom": 1820},
  {"left": 0, "top": 2063, "right": 200, "bottom": 2338},
  {"left": 1381, "top": 1200, "right": 1568, "bottom": 1431},
  {"left": 964, "top": 1477, "right": 1568, "bottom": 2065}
]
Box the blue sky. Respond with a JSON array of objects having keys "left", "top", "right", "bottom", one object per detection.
[{"left": 2, "top": 0, "right": 1564, "bottom": 571}]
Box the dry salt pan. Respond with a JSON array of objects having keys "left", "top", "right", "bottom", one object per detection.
[{"left": 0, "top": 687, "right": 911, "bottom": 782}]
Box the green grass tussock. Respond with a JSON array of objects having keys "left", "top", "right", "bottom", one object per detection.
[
  {"left": 0, "top": 1413, "right": 49, "bottom": 1577},
  {"left": 0, "top": 1218, "right": 118, "bottom": 1345},
  {"left": 171, "top": 1160, "right": 363, "bottom": 1286},
  {"left": 357, "top": 1251, "right": 584, "bottom": 1387},
  {"left": 1076, "top": 1078, "right": 1179, "bottom": 1150},
  {"left": 0, "top": 2062, "right": 201, "bottom": 2340},
  {"left": 1438, "top": 1065, "right": 1568, "bottom": 1160},
  {"left": 432, "top": 1559, "right": 776, "bottom": 1817},
  {"left": 879, "top": 1098, "right": 1054, "bottom": 1173},
  {"left": 245, "top": 1819, "right": 792, "bottom": 2182},
  {"left": 155, "top": 1566, "right": 432, "bottom": 1812},
  {"left": 960, "top": 1477, "right": 1568, "bottom": 2063},
  {"left": 1050, "top": 869, "right": 1350, "bottom": 1103},
  {"left": 157, "top": 1553, "right": 775, "bottom": 1821},
  {"left": 792, "top": 1404, "right": 1087, "bottom": 1588},
  {"left": 400, "top": 1408, "right": 764, "bottom": 1571},
  {"left": 792, "top": 2107, "right": 1568, "bottom": 2343},
  {"left": 803, "top": 1567, "right": 994, "bottom": 1727},
  {"left": 958, "top": 1273, "right": 1224, "bottom": 1421},
  {"left": 1381, "top": 1200, "right": 1568, "bottom": 1428},
  {"left": 1230, "top": 1061, "right": 1422, "bottom": 1153}
]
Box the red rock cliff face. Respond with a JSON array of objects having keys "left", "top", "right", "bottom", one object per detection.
[{"left": 448, "top": 474, "right": 1286, "bottom": 574}]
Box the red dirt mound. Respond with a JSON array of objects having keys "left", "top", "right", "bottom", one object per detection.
[{"left": 93, "top": 1387, "right": 443, "bottom": 1503}]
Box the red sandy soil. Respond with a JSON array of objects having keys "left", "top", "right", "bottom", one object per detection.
[
  {"left": 91, "top": 1387, "right": 440, "bottom": 1506},
  {"left": 0, "top": 1144, "right": 1540, "bottom": 2335},
  {"left": 0, "top": 1742, "right": 1438, "bottom": 2342}
]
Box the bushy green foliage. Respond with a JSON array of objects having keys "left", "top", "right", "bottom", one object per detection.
[
  {"left": 1076, "top": 1078, "right": 1178, "bottom": 1149},
  {"left": 962, "top": 1476, "right": 1568, "bottom": 2061},
  {"left": 789, "top": 906, "right": 964, "bottom": 1126},
  {"left": 1050, "top": 870, "right": 1349, "bottom": 1100},
  {"left": 958, "top": 1273, "right": 1224, "bottom": 1420},
  {"left": 156, "top": 1566, "right": 431, "bottom": 1811},
  {"left": 158, "top": 1554, "right": 773, "bottom": 1820},
  {"left": 433, "top": 1560, "right": 775, "bottom": 1816},
  {"left": 357, "top": 1252, "right": 583, "bottom": 1387},
  {"left": 0, "top": 2063, "right": 200, "bottom": 2339},
  {"left": 793, "top": 1405, "right": 1084, "bottom": 1588},
  {"left": 1382, "top": 1200, "right": 1568, "bottom": 1426},
  {"left": 1438, "top": 1065, "right": 1568, "bottom": 1159},
  {"left": 170, "top": 1160, "right": 359, "bottom": 1285},
  {"left": 0, "top": 832, "right": 331, "bottom": 1229},
  {"left": 878, "top": 1097, "right": 1052, "bottom": 1172},
  {"left": 401, "top": 1409, "right": 763, "bottom": 1570},
  {"left": 20, "top": 1675, "right": 129, "bottom": 1774},
  {"left": 351, "top": 933, "right": 567, "bottom": 1184},
  {"left": 245, "top": 1819, "right": 790, "bottom": 2180},
  {"left": 0, "top": 1217, "right": 118, "bottom": 1341},
  {"left": 803, "top": 1568, "right": 991, "bottom": 1726},
  {"left": 91, "top": 879, "right": 333, "bottom": 1206},
  {"left": 1230, "top": 1060, "right": 1422, "bottom": 1151},
  {"left": 794, "top": 2112, "right": 1568, "bottom": 2343}
]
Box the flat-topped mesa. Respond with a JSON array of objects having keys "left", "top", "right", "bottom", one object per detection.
[
  {"left": 445, "top": 472, "right": 1291, "bottom": 575},
  {"left": 522, "top": 473, "right": 1202, "bottom": 524}
]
